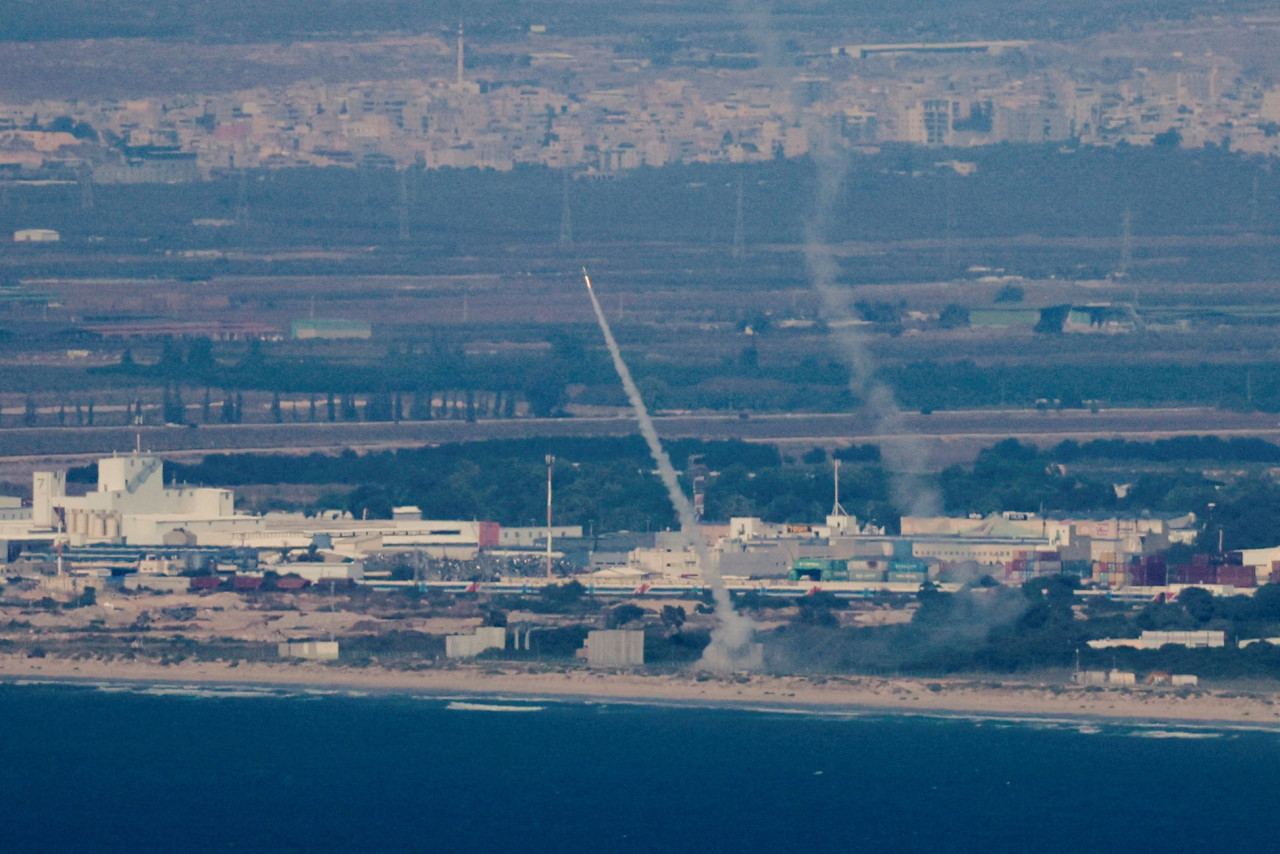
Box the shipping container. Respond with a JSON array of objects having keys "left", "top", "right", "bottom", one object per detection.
[
  {"left": 1217, "top": 565, "right": 1257, "bottom": 587},
  {"left": 789, "top": 559, "right": 848, "bottom": 582}
]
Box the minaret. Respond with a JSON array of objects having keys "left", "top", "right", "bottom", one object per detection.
[{"left": 456, "top": 20, "right": 465, "bottom": 87}]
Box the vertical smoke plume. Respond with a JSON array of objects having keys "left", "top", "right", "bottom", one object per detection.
[
  {"left": 733, "top": 0, "right": 940, "bottom": 516},
  {"left": 582, "top": 271, "right": 756, "bottom": 667}
]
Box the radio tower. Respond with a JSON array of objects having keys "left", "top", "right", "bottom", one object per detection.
[{"left": 831, "top": 459, "right": 848, "bottom": 518}]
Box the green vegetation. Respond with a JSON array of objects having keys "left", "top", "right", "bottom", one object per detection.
[
  {"left": 151, "top": 437, "right": 898, "bottom": 531},
  {"left": 768, "top": 579, "right": 1280, "bottom": 680},
  {"left": 2, "top": 0, "right": 1270, "bottom": 48}
]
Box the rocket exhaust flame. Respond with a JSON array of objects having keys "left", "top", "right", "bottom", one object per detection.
[{"left": 581, "top": 271, "right": 756, "bottom": 669}]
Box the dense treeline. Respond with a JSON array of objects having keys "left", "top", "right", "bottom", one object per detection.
[
  {"left": 163, "top": 436, "right": 782, "bottom": 486},
  {"left": 886, "top": 360, "right": 1280, "bottom": 413},
  {"left": 1, "top": 1, "right": 1269, "bottom": 49},
  {"left": 767, "top": 578, "right": 1280, "bottom": 679},
  {"left": 134, "top": 436, "right": 897, "bottom": 530},
  {"left": 1049, "top": 436, "right": 1280, "bottom": 464},
  {"left": 940, "top": 439, "right": 1280, "bottom": 551},
  {"left": 72, "top": 338, "right": 1280, "bottom": 419}
]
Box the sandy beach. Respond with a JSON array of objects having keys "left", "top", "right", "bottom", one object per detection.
[{"left": 2, "top": 653, "right": 1279, "bottom": 727}]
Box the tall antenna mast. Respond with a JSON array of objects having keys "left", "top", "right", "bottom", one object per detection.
[
  {"left": 832, "top": 459, "right": 847, "bottom": 517},
  {"left": 544, "top": 454, "right": 555, "bottom": 579}
]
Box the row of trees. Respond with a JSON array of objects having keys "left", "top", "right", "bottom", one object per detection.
[{"left": 41, "top": 336, "right": 1280, "bottom": 428}]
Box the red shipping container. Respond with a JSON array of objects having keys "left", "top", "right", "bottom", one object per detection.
[{"left": 1217, "top": 566, "right": 1257, "bottom": 587}]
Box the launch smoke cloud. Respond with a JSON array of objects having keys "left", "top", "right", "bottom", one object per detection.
[{"left": 582, "top": 271, "right": 757, "bottom": 669}]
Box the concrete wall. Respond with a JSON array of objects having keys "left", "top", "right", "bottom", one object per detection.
[
  {"left": 584, "top": 630, "right": 644, "bottom": 666},
  {"left": 446, "top": 626, "right": 506, "bottom": 658},
  {"left": 123, "top": 575, "right": 194, "bottom": 592},
  {"left": 1107, "top": 670, "right": 1137, "bottom": 686}
]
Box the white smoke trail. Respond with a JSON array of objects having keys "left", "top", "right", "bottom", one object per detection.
[
  {"left": 582, "top": 271, "right": 757, "bottom": 667},
  {"left": 733, "top": 0, "right": 941, "bottom": 516}
]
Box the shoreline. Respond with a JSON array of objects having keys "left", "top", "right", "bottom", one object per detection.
[{"left": 3, "top": 655, "right": 1279, "bottom": 728}]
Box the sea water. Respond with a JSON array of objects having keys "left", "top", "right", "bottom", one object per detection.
[{"left": 1, "top": 682, "right": 1277, "bottom": 853}]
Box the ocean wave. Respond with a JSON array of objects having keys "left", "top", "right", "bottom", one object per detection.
[{"left": 447, "top": 701, "right": 544, "bottom": 712}]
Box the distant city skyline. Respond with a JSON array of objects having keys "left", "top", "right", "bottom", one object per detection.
[{"left": 0, "top": 15, "right": 1278, "bottom": 178}]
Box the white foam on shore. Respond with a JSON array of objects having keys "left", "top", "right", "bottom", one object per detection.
[{"left": 447, "top": 701, "right": 544, "bottom": 713}]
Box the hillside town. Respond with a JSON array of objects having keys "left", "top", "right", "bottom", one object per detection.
[{"left": 2, "top": 20, "right": 1280, "bottom": 178}]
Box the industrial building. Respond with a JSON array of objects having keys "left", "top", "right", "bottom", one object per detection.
[
  {"left": 1088, "top": 630, "right": 1226, "bottom": 651},
  {"left": 32, "top": 454, "right": 254, "bottom": 547},
  {"left": 13, "top": 228, "right": 59, "bottom": 242},
  {"left": 291, "top": 318, "right": 372, "bottom": 340}
]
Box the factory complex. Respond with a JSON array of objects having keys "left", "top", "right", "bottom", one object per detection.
[{"left": 0, "top": 453, "right": 1271, "bottom": 599}]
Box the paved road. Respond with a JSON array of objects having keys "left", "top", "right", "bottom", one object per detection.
[{"left": 0, "top": 407, "right": 1275, "bottom": 475}]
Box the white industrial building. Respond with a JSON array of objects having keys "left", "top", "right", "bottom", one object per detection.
[
  {"left": 33, "top": 454, "right": 257, "bottom": 546},
  {"left": 13, "top": 228, "right": 59, "bottom": 242}
]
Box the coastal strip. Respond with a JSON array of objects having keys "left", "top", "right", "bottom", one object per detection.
[{"left": 2, "top": 655, "right": 1279, "bottom": 728}]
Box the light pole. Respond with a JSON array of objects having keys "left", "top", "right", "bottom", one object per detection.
[{"left": 545, "top": 454, "right": 555, "bottom": 579}]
